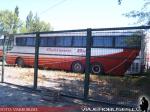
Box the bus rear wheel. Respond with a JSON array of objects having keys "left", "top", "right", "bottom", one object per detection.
[
  {"left": 91, "top": 63, "right": 103, "bottom": 75},
  {"left": 72, "top": 61, "right": 84, "bottom": 73},
  {"left": 16, "top": 58, "right": 24, "bottom": 67}
]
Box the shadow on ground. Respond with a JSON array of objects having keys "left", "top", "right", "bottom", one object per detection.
[{"left": 0, "top": 83, "right": 79, "bottom": 107}]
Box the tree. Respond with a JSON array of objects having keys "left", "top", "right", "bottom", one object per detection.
[
  {"left": 26, "top": 11, "right": 33, "bottom": 32},
  {"left": 31, "top": 13, "right": 40, "bottom": 32},
  {"left": 20, "top": 22, "right": 27, "bottom": 33},
  {"left": 0, "top": 6, "right": 21, "bottom": 34},
  {"left": 15, "top": 6, "right": 19, "bottom": 17},
  {"left": 0, "top": 10, "right": 15, "bottom": 34},
  {"left": 24, "top": 11, "right": 52, "bottom": 33},
  {"left": 39, "top": 21, "right": 51, "bottom": 31},
  {"left": 119, "top": 0, "right": 150, "bottom": 25},
  {"left": 118, "top": 0, "right": 123, "bottom": 5},
  {"left": 0, "top": 8, "right": 52, "bottom": 34},
  {"left": 119, "top": 0, "right": 149, "bottom": 71},
  {"left": 0, "top": 23, "right": 4, "bottom": 33},
  {"left": 13, "top": 6, "right": 21, "bottom": 33},
  {"left": 125, "top": 32, "right": 143, "bottom": 47}
]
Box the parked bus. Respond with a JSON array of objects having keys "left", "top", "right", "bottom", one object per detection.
[
  {"left": 6, "top": 31, "right": 142, "bottom": 75},
  {"left": 0, "top": 35, "right": 4, "bottom": 60},
  {"left": 0, "top": 35, "right": 13, "bottom": 60}
]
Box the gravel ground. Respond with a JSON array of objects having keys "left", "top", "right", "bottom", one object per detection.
[
  {"left": 0, "top": 83, "right": 120, "bottom": 112},
  {"left": 0, "top": 66, "right": 140, "bottom": 108}
]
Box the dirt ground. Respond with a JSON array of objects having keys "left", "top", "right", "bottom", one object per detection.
[
  {"left": 0, "top": 83, "right": 119, "bottom": 112},
  {"left": 0, "top": 66, "right": 146, "bottom": 109},
  {"left": 0, "top": 66, "right": 122, "bottom": 112}
]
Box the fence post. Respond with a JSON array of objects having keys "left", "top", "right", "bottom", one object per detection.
[
  {"left": 140, "top": 33, "right": 145, "bottom": 73},
  {"left": 1, "top": 35, "right": 6, "bottom": 83},
  {"left": 33, "top": 32, "right": 40, "bottom": 89},
  {"left": 84, "top": 28, "right": 92, "bottom": 100}
]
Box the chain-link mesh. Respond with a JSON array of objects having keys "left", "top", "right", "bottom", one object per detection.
[
  {"left": 4, "top": 33, "right": 36, "bottom": 87},
  {"left": 37, "top": 30, "right": 87, "bottom": 98},
  {"left": 88, "top": 28, "right": 149, "bottom": 107},
  {"left": 1, "top": 26, "right": 150, "bottom": 107}
]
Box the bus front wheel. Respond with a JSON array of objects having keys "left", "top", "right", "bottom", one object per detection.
[
  {"left": 16, "top": 58, "right": 24, "bottom": 67},
  {"left": 91, "top": 63, "right": 103, "bottom": 75},
  {"left": 72, "top": 61, "right": 84, "bottom": 73}
]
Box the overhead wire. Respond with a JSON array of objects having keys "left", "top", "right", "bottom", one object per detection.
[{"left": 40, "top": 0, "right": 67, "bottom": 15}]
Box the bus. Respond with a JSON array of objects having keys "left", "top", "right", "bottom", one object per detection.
[
  {"left": 0, "top": 35, "right": 13, "bottom": 61},
  {"left": 6, "top": 31, "right": 142, "bottom": 75},
  {"left": 0, "top": 35, "right": 4, "bottom": 60}
]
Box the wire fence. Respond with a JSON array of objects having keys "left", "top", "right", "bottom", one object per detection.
[{"left": 1, "top": 26, "right": 150, "bottom": 107}]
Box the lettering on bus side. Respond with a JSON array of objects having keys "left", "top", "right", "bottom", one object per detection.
[
  {"left": 77, "top": 49, "right": 86, "bottom": 53},
  {"left": 46, "top": 48, "right": 72, "bottom": 52}
]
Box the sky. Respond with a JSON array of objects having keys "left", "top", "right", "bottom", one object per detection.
[{"left": 0, "top": 0, "right": 145, "bottom": 30}]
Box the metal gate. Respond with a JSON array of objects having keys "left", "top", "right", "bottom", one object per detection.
[{"left": 1, "top": 26, "right": 150, "bottom": 108}]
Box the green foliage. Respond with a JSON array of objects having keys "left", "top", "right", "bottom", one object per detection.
[
  {"left": 118, "top": 0, "right": 122, "bottom": 5},
  {"left": 26, "top": 11, "right": 33, "bottom": 32},
  {"left": 23, "top": 11, "right": 52, "bottom": 33},
  {"left": 15, "top": 6, "right": 19, "bottom": 17},
  {"left": 124, "top": 34, "right": 141, "bottom": 47},
  {"left": 123, "top": 0, "right": 150, "bottom": 25},
  {"left": 0, "top": 6, "right": 21, "bottom": 34},
  {"left": 19, "top": 22, "right": 27, "bottom": 33},
  {"left": 0, "top": 7, "right": 52, "bottom": 34},
  {"left": 0, "top": 10, "right": 18, "bottom": 34}
]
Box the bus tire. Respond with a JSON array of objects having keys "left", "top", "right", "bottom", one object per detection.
[
  {"left": 16, "top": 57, "right": 24, "bottom": 67},
  {"left": 91, "top": 63, "right": 103, "bottom": 75},
  {"left": 71, "top": 61, "right": 84, "bottom": 73}
]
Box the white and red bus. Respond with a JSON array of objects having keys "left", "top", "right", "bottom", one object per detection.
[
  {"left": 6, "top": 31, "right": 142, "bottom": 75},
  {"left": 0, "top": 35, "right": 13, "bottom": 60},
  {"left": 0, "top": 35, "right": 4, "bottom": 60}
]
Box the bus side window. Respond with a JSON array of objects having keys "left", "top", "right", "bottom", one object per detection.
[
  {"left": 7, "top": 37, "right": 14, "bottom": 50},
  {"left": 115, "top": 36, "right": 140, "bottom": 48},
  {"left": 82, "top": 37, "right": 86, "bottom": 46},
  {"left": 26, "top": 37, "right": 35, "bottom": 46},
  {"left": 93, "top": 36, "right": 113, "bottom": 47},
  {"left": 56, "top": 36, "right": 72, "bottom": 47},
  {"left": 115, "top": 36, "right": 127, "bottom": 48},
  {"left": 47, "top": 37, "right": 55, "bottom": 47},
  {"left": 63, "top": 37, "right": 72, "bottom": 46},
  {"left": 40, "top": 37, "right": 47, "bottom": 47},
  {"left": 16, "top": 37, "right": 26, "bottom": 46},
  {"left": 0, "top": 39, "right": 4, "bottom": 46},
  {"left": 72, "top": 36, "right": 86, "bottom": 47}
]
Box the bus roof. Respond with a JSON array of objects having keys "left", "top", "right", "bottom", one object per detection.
[{"left": 13, "top": 31, "right": 143, "bottom": 37}]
